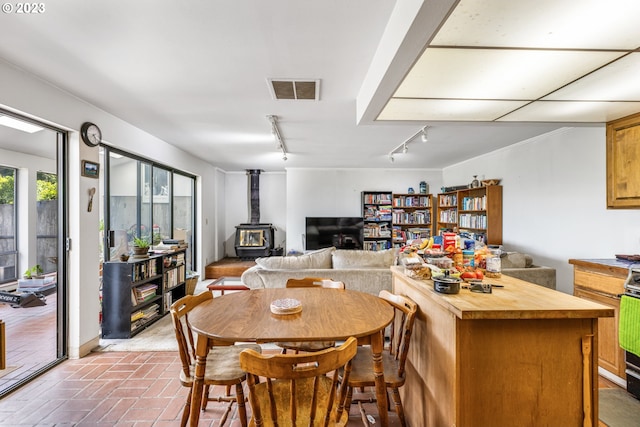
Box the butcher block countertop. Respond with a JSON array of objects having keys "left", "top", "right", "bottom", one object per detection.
[
  {"left": 390, "top": 265, "right": 613, "bottom": 320},
  {"left": 569, "top": 258, "right": 636, "bottom": 279}
]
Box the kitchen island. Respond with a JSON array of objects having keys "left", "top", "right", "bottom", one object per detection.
[{"left": 391, "top": 266, "right": 613, "bottom": 427}]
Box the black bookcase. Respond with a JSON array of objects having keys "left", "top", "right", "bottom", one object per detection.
[{"left": 101, "top": 249, "right": 186, "bottom": 339}]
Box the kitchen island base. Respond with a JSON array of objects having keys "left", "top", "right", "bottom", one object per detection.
[{"left": 392, "top": 266, "right": 612, "bottom": 427}]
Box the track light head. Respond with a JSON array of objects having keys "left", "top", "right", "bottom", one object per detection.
[
  {"left": 421, "top": 126, "right": 429, "bottom": 143},
  {"left": 389, "top": 153, "right": 394, "bottom": 163},
  {"left": 282, "top": 153, "right": 288, "bottom": 161},
  {"left": 402, "top": 144, "right": 408, "bottom": 154}
]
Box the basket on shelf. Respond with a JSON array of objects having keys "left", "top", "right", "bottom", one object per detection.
[{"left": 185, "top": 272, "right": 199, "bottom": 295}]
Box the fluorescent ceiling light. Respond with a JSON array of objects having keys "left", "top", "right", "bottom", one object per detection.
[
  {"left": 394, "top": 49, "right": 622, "bottom": 100},
  {"left": 379, "top": 99, "right": 528, "bottom": 121},
  {"left": 376, "top": 0, "right": 640, "bottom": 124},
  {"left": 0, "top": 116, "right": 44, "bottom": 133},
  {"left": 431, "top": 0, "right": 640, "bottom": 50}
]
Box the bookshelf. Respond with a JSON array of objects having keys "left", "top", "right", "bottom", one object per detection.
[
  {"left": 361, "top": 191, "right": 393, "bottom": 251},
  {"left": 391, "top": 193, "right": 434, "bottom": 247},
  {"left": 101, "top": 249, "right": 187, "bottom": 338},
  {"left": 437, "top": 185, "right": 502, "bottom": 245},
  {"left": 436, "top": 190, "right": 459, "bottom": 235}
]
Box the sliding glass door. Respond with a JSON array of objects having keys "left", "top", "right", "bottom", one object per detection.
[{"left": 0, "top": 111, "right": 66, "bottom": 397}]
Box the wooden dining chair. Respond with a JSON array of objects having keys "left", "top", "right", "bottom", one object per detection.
[
  {"left": 170, "top": 291, "right": 262, "bottom": 427},
  {"left": 337, "top": 290, "right": 418, "bottom": 427},
  {"left": 240, "top": 336, "right": 357, "bottom": 427},
  {"left": 276, "top": 277, "right": 346, "bottom": 354}
]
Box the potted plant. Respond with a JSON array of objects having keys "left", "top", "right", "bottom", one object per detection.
[
  {"left": 132, "top": 236, "right": 150, "bottom": 256},
  {"left": 23, "top": 264, "right": 44, "bottom": 279}
]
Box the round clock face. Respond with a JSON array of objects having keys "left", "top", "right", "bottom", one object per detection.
[{"left": 81, "top": 122, "right": 101, "bottom": 146}]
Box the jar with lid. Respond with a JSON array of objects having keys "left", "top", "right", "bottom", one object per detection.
[{"left": 485, "top": 248, "right": 502, "bottom": 278}]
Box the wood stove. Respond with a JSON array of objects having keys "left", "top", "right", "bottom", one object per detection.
[
  {"left": 235, "top": 223, "right": 275, "bottom": 260},
  {"left": 234, "top": 169, "right": 276, "bottom": 260}
]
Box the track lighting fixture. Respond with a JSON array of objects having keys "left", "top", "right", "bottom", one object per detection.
[
  {"left": 421, "top": 127, "right": 429, "bottom": 143},
  {"left": 387, "top": 125, "right": 430, "bottom": 161},
  {"left": 267, "top": 115, "right": 288, "bottom": 161}
]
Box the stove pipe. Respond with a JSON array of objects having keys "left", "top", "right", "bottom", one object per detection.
[{"left": 247, "top": 169, "right": 261, "bottom": 224}]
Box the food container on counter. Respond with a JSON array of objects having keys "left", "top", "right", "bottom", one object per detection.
[{"left": 433, "top": 276, "right": 461, "bottom": 294}]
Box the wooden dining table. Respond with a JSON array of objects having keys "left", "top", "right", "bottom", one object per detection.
[{"left": 188, "top": 287, "right": 395, "bottom": 426}]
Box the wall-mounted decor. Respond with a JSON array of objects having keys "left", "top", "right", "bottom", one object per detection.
[
  {"left": 81, "top": 160, "right": 99, "bottom": 178},
  {"left": 607, "top": 112, "right": 640, "bottom": 208}
]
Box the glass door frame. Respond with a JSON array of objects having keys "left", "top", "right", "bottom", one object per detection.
[{"left": 0, "top": 108, "right": 68, "bottom": 396}]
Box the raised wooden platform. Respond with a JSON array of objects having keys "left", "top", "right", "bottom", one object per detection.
[{"left": 204, "top": 257, "right": 256, "bottom": 279}]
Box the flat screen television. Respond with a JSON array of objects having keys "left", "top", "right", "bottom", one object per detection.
[{"left": 305, "top": 217, "right": 364, "bottom": 250}]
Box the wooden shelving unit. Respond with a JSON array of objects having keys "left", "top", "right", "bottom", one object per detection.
[
  {"left": 361, "top": 191, "right": 393, "bottom": 251},
  {"left": 436, "top": 190, "right": 458, "bottom": 235},
  {"left": 391, "top": 193, "right": 434, "bottom": 247},
  {"left": 101, "top": 249, "right": 186, "bottom": 338},
  {"left": 437, "top": 185, "right": 502, "bottom": 245}
]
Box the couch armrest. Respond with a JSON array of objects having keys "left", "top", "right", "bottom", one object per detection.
[
  {"left": 502, "top": 266, "right": 556, "bottom": 290},
  {"left": 240, "top": 265, "right": 267, "bottom": 289}
]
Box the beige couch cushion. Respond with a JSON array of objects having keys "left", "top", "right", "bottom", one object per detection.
[
  {"left": 255, "top": 246, "right": 335, "bottom": 270},
  {"left": 332, "top": 248, "right": 395, "bottom": 269},
  {"left": 501, "top": 252, "right": 533, "bottom": 269}
]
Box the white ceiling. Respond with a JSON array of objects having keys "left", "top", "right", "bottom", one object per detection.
[{"left": 0, "top": 0, "right": 636, "bottom": 171}]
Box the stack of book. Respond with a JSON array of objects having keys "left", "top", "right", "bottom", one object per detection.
[
  {"left": 151, "top": 239, "right": 188, "bottom": 253},
  {"left": 131, "top": 303, "right": 160, "bottom": 330},
  {"left": 162, "top": 239, "right": 187, "bottom": 249},
  {"left": 131, "top": 283, "right": 158, "bottom": 305}
]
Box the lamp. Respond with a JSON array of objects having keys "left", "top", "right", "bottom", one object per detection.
[
  {"left": 388, "top": 126, "right": 430, "bottom": 163},
  {"left": 267, "top": 115, "right": 288, "bottom": 161}
]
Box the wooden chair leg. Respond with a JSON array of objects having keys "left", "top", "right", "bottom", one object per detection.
[
  {"left": 181, "top": 388, "right": 192, "bottom": 427},
  {"left": 236, "top": 382, "right": 248, "bottom": 427},
  {"left": 390, "top": 388, "right": 406, "bottom": 427},
  {"left": 201, "top": 384, "right": 210, "bottom": 411}
]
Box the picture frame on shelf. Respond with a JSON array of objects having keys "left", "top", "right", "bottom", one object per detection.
[{"left": 81, "top": 160, "right": 99, "bottom": 178}]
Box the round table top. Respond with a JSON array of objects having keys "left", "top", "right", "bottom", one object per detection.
[{"left": 189, "top": 288, "right": 394, "bottom": 343}]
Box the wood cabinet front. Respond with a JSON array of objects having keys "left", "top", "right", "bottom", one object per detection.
[
  {"left": 607, "top": 112, "right": 640, "bottom": 208},
  {"left": 570, "top": 259, "right": 627, "bottom": 380}
]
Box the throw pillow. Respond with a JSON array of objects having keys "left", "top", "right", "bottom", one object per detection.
[
  {"left": 255, "top": 246, "right": 335, "bottom": 270},
  {"left": 332, "top": 248, "right": 395, "bottom": 269}
]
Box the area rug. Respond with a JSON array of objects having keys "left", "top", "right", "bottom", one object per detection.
[
  {"left": 95, "top": 315, "right": 178, "bottom": 352},
  {"left": 599, "top": 388, "right": 640, "bottom": 427}
]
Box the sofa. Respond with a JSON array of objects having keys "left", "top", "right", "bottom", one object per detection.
[
  {"left": 240, "top": 246, "right": 395, "bottom": 296},
  {"left": 500, "top": 252, "right": 556, "bottom": 289}
]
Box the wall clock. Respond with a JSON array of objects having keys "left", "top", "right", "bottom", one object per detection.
[{"left": 80, "top": 122, "right": 102, "bottom": 147}]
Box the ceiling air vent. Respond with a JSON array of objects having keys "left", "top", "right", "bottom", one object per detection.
[{"left": 268, "top": 79, "right": 320, "bottom": 101}]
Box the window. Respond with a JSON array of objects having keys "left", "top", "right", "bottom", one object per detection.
[
  {"left": 103, "top": 148, "right": 196, "bottom": 269},
  {"left": 0, "top": 166, "right": 17, "bottom": 283}
]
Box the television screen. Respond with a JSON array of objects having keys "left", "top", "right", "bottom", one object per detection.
[{"left": 305, "top": 217, "right": 364, "bottom": 250}]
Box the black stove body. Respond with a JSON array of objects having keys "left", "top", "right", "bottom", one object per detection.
[
  {"left": 623, "top": 266, "right": 640, "bottom": 400},
  {"left": 234, "top": 169, "right": 276, "bottom": 260}
]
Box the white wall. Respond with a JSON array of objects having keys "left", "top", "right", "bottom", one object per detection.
[
  {"left": 285, "top": 168, "right": 442, "bottom": 253},
  {"left": 443, "top": 126, "right": 640, "bottom": 294}
]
